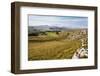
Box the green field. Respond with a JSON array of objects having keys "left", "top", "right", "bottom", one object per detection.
[{"left": 28, "top": 30, "right": 87, "bottom": 61}]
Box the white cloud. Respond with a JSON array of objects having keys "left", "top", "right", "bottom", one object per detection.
[{"left": 28, "top": 15, "right": 88, "bottom": 28}]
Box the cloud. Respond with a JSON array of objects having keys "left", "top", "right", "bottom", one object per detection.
[{"left": 28, "top": 15, "right": 88, "bottom": 28}]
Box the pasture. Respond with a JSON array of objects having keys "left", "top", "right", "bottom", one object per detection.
[{"left": 28, "top": 30, "right": 87, "bottom": 60}]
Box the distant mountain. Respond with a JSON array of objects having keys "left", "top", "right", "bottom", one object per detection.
[
  {"left": 28, "top": 25, "right": 51, "bottom": 34},
  {"left": 28, "top": 25, "right": 64, "bottom": 34},
  {"left": 33, "top": 25, "right": 50, "bottom": 31},
  {"left": 28, "top": 25, "right": 87, "bottom": 34}
]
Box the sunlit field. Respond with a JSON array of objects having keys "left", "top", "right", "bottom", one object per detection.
[{"left": 28, "top": 29, "right": 87, "bottom": 60}]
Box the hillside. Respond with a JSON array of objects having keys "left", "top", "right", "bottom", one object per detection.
[{"left": 28, "top": 27, "right": 88, "bottom": 60}]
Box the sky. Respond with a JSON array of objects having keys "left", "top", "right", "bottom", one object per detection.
[{"left": 28, "top": 15, "right": 88, "bottom": 28}]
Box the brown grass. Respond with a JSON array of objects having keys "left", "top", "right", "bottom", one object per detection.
[{"left": 28, "top": 30, "right": 87, "bottom": 60}]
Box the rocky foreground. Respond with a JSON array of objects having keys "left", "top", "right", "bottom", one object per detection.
[{"left": 72, "top": 48, "right": 88, "bottom": 59}]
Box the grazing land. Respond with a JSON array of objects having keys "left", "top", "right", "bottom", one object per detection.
[{"left": 28, "top": 29, "right": 88, "bottom": 60}]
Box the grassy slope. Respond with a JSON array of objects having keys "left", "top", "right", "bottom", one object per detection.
[
  {"left": 28, "top": 34, "right": 81, "bottom": 60},
  {"left": 29, "top": 40, "right": 80, "bottom": 60}
]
